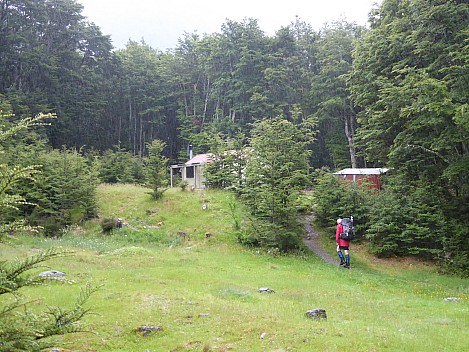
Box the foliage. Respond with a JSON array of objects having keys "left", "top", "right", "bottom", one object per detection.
[
  {"left": 200, "top": 125, "right": 248, "bottom": 191},
  {"left": 0, "top": 113, "right": 54, "bottom": 232},
  {"left": 0, "top": 113, "right": 94, "bottom": 351},
  {"left": 239, "top": 217, "right": 304, "bottom": 252},
  {"left": 0, "top": 164, "right": 41, "bottom": 215},
  {"left": 23, "top": 148, "right": 99, "bottom": 236},
  {"left": 313, "top": 169, "right": 468, "bottom": 275},
  {"left": 204, "top": 149, "right": 247, "bottom": 192},
  {"left": 1, "top": 2, "right": 364, "bottom": 168},
  {"left": 0, "top": 112, "right": 98, "bottom": 236},
  {"left": 0, "top": 249, "right": 96, "bottom": 351},
  {"left": 440, "top": 219, "right": 469, "bottom": 277},
  {"left": 144, "top": 139, "right": 169, "bottom": 200},
  {"left": 312, "top": 171, "right": 373, "bottom": 238},
  {"left": 115, "top": 41, "right": 177, "bottom": 157},
  {"left": 310, "top": 21, "right": 365, "bottom": 169},
  {"left": 238, "top": 115, "right": 316, "bottom": 251},
  {"left": 0, "top": 0, "right": 115, "bottom": 149},
  {"left": 98, "top": 147, "right": 146, "bottom": 184},
  {"left": 100, "top": 217, "right": 119, "bottom": 233},
  {"left": 178, "top": 179, "right": 188, "bottom": 191},
  {"left": 347, "top": 0, "right": 469, "bottom": 275},
  {"left": 364, "top": 179, "right": 447, "bottom": 258}
]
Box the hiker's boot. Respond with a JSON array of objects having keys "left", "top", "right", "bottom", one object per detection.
[
  {"left": 344, "top": 255, "right": 350, "bottom": 269},
  {"left": 337, "top": 251, "right": 345, "bottom": 267}
]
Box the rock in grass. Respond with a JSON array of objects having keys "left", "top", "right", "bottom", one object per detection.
[
  {"left": 39, "top": 270, "right": 66, "bottom": 278},
  {"left": 305, "top": 309, "right": 327, "bottom": 320},
  {"left": 443, "top": 297, "right": 462, "bottom": 302},
  {"left": 135, "top": 325, "right": 163, "bottom": 336}
]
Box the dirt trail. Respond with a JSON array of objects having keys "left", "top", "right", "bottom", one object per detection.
[{"left": 302, "top": 214, "right": 337, "bottom": 265}]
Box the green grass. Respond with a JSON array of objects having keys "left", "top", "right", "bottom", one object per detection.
[
  {"left": 2, "top": 184, "right": 468, "bottom": 351},
  {"left": 94, "top": 184, "right": 242, "bottom": 244}
]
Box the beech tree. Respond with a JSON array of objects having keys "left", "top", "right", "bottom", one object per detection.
[
  {"left": 311, "top": 21, "right": 365, "bottom": 169},
  {"left": 348, "top": 0, "right": 469, "bottom": 274}
]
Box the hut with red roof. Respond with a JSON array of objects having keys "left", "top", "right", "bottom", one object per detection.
[{"left": 333, "top": 168, "right": 389, "bottom": 190}]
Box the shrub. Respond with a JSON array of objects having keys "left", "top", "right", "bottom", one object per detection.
[
  {"left": 179, "top": 180, "right": 189, "bottom": 191},
  {"left": 24, "top": 148, "right": 98, "bottom": 236},
  {"left": 238, "top": 219, "right": 302, "bottom": 252},
  {"left": 98, "top": 148, "right": 145, "bottom": 184},
  {"left": 100, "top": 217, "right": 118, "bottom": 233},
  {"left": 440, "top": 219, "right": 469, "bottom": 277},
  {"left": 312, "top": 171, "right": 373, "bottom": 238}
]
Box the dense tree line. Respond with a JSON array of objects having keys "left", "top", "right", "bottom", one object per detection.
[
  {"left": 0, "top": 0, "right": 357, "bottom": 166},
  {"left": 0, "top": 0, "right": 468, "bottom": 275}
]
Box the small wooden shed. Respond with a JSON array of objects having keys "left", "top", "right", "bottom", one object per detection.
[
  {"left": 170, "top": 153, "right": 215, "bottom": 189},
  {"left": 333, "top": 168, "right": 389, "bottom": 190}
]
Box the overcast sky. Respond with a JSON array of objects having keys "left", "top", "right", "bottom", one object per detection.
[{"left": 78, "top": 0, "right": 381, "bottom": 51}]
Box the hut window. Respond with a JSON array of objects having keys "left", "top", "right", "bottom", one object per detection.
[{"left": 186, "top": 166, "right": 194, "bottom": 178}]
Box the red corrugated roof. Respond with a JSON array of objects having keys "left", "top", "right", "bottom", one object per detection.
[{"left": 185, "top": 153, "right": 215, "bottom": 165}]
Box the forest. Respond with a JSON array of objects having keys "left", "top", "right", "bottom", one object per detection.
[{"left": 1, "top": 0, "right": 468, "bottom": 276}]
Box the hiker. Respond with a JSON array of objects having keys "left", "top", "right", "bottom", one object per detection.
[{"left": 336, "top": 218, "right": 351, "bottom": 269}]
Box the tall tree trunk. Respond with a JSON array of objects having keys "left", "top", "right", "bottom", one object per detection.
[
  {"left": 344, "top": 113, "right": 357, "bottom": 168},
  {"left": 193, "top": 82, "right": 197, "bottom": 117},
  {"left": 128, "top": 98, "right": 132, "bottom": 152},
  {"left": 118, "top": 111, "right": 122, "bottom": 148},
  {"left": 133, "top": 112, "right": 137, "bottom": 156},
  {"left": 200, "top": 77, "right": 210, "bottom": 132},
  {"left": 139, "top": 117, "right": 143, "bottom": 157}
]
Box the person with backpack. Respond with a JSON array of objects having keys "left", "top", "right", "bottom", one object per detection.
[{"left": 336, "top": 218, "right": 351, "bottom": 269}]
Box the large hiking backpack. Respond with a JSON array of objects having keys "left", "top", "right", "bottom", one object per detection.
[{"left": 339, "top": 217, "right": 355, "bottom": 241}]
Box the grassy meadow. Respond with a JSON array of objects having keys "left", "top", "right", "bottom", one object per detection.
[{"left": 2, "top": 184, "right": 468, "bottom": 351}]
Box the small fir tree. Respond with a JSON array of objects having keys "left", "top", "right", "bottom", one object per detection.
[
  {"left": 240, "top": 114, "right": 316, "bottom": 251},
  {"left": 145, "top": 139, "right": 169, "bottom": 200},
  {"left": 0, "top": 113, "right": 94, "bottom": 351}
]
